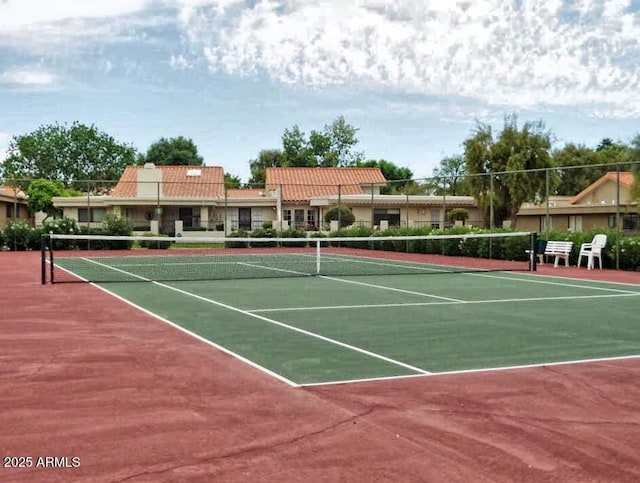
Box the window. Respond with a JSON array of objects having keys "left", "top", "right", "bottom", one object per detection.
[
  {"left": 179, "top": 207, "right": 193, "bottom": 227},
  {"left": 78, "top": 208, "right": 106, "bottom": 223},
  {"left": 623, "top": 213, "right": 639, "bottom": 231},
  {"left": 374, "top": 209, "right": 401, "bottom": 227},
  {"left": 568, "top": 215, "right": 582, "bottom": 232},
  {"left": 283, "top": 210, "right": 292, "bottom": 223},
  {"left": 6, "top": 204, "right": 19, "bottom": 219},
  {"left": 307, "top": 210, "right": 316, "bottom": 228},
  {"left": 608, "top": 214, "right": 639, "bottom": 231},
  {"left": 294, "top": 209, "right": 305, "bottom": 228},
  {"left": 430, "top": 210, "right": 440, "bottom": 229},
  {"left": 540, "top": 216, "right": 552, "bottom": 231}
]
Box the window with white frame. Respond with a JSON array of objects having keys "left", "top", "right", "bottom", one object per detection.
[{"left": 78, "top": 208, "right": 107, "bottom": 223}]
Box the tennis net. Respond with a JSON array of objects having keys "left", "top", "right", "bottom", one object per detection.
[{"left": 41, "top": 231, "right": 537, "bottom": 284}]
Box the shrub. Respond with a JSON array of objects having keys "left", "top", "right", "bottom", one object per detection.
[
  {"left": 225, "top": 230, "right": 249, "bottom": 248},
  {"left": 309, "top": 231, "right": 329, "bottom": 247},
  {"left": 249, "top": 227, "right": 278, "bottom": 247},
  {"left": 447, "top": 208, "right": 469, "bottom": 223},
  {"left": 139, "top": 234, "right": 172, "bottom": 249},
  {"left": 610, "top": 236, "right": 640, "bottom": 271},
  {"left": 280, "top": 228, "right": 306, "bottom": 247},
  {"left": 102, "top": 214, "right": 133, "bottom": 236},
  {"left": 3, "top": 220, "right": 39, "bottom": 251},
  {"left": 42, "top": 217, "right": 81, "bottom": 250},
  {"left": 324, "top": 205, "right": 355, "bottom": 228},
  {"left": 99, "top": 214, "right": 134, "bottom": 249}
]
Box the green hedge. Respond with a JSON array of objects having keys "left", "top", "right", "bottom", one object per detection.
[{"left": 139, "top": 234, "right": 172, "bottom": 249}]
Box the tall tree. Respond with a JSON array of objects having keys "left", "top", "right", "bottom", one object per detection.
[
  {"left": 26, "top": 179, "right": 64, "bottom": 221},
  {"left": 224, "top": 172, "right": 241, "bottom": 189},
  {"left": 629, "top": 134, "right": 640, "bottom": 200},
  {"left": 551, "top": 143, "right": 600, "bottom": 195},
  {"left": 248, "top": 149, "right": 286, "bottom": 186},
  {"left": 464, "top": 116, "right": 556, "bottom": 227},
  {"left": 282, "top": 126, "right": 314, "bottom": 167},
  {"left": 431, "top": 155, "right": 470, "bottom": 195},
  {"left": 281, "top": 116, "right": 363, "bottom": 168},
  {"left": 357, "top": 159, "right": 414, "bottom": 194},
  {"left": 553, "top": 139, "right": 630, "bottom": 195},
  {"left": 323, "top": 116, "right": 363, "bottom": 167},
  {"left": 139, "top": 136, "right": 203, "bottom": 166},
  {"left": 0, "top": 122, "right": 136, "bottom": 189}
]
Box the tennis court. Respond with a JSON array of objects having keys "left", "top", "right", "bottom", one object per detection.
[{"left": 46, "top": 234, "right": 640, "bottom": 387}]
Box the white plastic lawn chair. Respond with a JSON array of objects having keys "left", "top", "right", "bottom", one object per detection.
[{"left": 577, "top": 234, "right": 607, "bottom": 270}]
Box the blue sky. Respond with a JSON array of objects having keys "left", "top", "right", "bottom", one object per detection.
[{"left": 1, "top": 0, "right": 639, "bottom": 183}]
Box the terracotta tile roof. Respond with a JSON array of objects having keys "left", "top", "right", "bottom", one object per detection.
[
  {"left": 0, "top": 185, "right": 26, "bottom": 200},
  {"left": 265, "top": 167, "right": 386, "bottom": 202},
  {"left": 111, "top": 165, "right": 225, "bottom": 198},
  {"left": 568, "top": 171, "right": 635, "bottom": 205},
  {"left": 226, "top": 189, "right": 267, "bottom": 198}
]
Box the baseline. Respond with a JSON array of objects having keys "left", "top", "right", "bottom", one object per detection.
[{"left": 299, "top": 354, "right": 640, "bottom": 388}]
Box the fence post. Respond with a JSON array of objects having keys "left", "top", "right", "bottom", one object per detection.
[{"left": 616, "top": 164, "right": 621, "bottom": 270}]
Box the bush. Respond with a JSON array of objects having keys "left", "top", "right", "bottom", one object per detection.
[
  {"left": 225, "top": 230, "right": 249, "bottom": 248},
  {"left": 42, "top": 217, "right": 81, "bottom": 250},
  {"left": 447, "top": 208, "right": 469, "bottom": 223},
  {"left": 139, "top": 234, "right": 172, "bottom": 249},
  {"left": 98, "top": 214, "right": 134, "bottom": 249},
  {"left": 102, "top": 214, "right": 133, "bottom": 236},
  {"left": 324, "top": 205, "right": 355, "bottom": 228},
  {"left": 309, "top": 231, "right": 329, "bottom": 247},
  {"left": 280, "top": 228, "right": 306, "bottom": 247},
  {"left": 249, "top": 227, "right": 278, "bottom": 247},
  {"left": 3, "top": 220, "right": 39, "bottom": 251},
  {"left": 610, "top": 236, "right": 640, "bottom": 271}
]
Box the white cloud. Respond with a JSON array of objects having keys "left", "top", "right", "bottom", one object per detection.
[
  {"left": 0, "top": 0, "right": 150, "bottom": 30},
  {"left": 1, "top": 67, "right": 56, "bottom": 85},
  {"left": 177, "top": 0, "right": 640, "bottom": 118},
  {"left": 0, "top": 132, "right": 11, "bottom": 164}
]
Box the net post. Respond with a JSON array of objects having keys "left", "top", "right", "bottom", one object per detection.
[
  {"left": 531, "top": 232, "right": 538, "bottom": 272},
  {"left": 40, "top": 233, "right": 47, "bottom": 284},
  {"left": 315, "top": 238, "right": 321, "bottom": 275}
]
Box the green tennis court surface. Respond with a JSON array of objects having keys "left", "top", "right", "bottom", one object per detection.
[{"left": 78, "top": 263, "right": 640, "bottom": 386}]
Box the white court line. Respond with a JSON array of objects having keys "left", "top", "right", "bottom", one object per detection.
[
  {"left": 299, "top": 354, "right": 640, "bottom": 387},
  {"left": 248, "top": 291, "right": 640, "bottom": 313},
  {"left": 469, "top": 271, "right": 640, "bottom": 294},
  {"left": 320, "top": 275, "right": 464, "bottom": 302},
  {"left": 81, "top": 257, "right": 430, "bottom": 377}
]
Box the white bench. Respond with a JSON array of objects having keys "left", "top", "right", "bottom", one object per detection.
[{"left": 540, "top": 240, "right": 573, "bottom": 267}]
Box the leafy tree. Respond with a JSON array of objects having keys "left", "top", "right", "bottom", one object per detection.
[
  {"left": 552, "top": 140, "right": 630, "bottom": 195},
  {"left": 139, "top": 136, "right": 203, "bottom": 166},
  {"left": 463, "top": 116, "right": 556, "bottom": 227},
  {"left": 322, "top": 116, "right": 363, "bottom": 167},
  {"left": 629, "top": 134, "right": 640, "bottom": 200},
  {"left": 282, "top": 126, "right": 314, "bottom": 167},
  {"left": 282, "top": 116, "right": 363, "bottom": 168},
  {"left": 551, "top": 144, "right": 600, "bottom": 195},
  {"left": 431, "top": 155, "right": 470, "bottom": 195},
  {"left": 224, "top": 172, "right": 241, "bottom": 188},
  {"left": 26, "top": 179, "right": 63, "bottom": 221},
  {"left": 324, "top": 205, "right": 355, "bottom": 228},
  {"left": 248, "top": 149, "right": 285, "bottom": 186},
  {"left": 1, "top": 122, "right": 136, "bottom": 189},
  {"left": 357, "top": 159, "right": 414, "bottom": 194}
]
